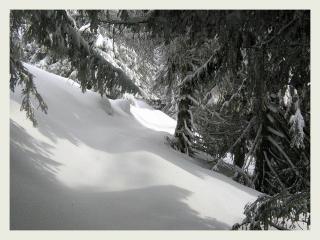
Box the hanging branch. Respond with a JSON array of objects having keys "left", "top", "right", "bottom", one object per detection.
[
  {"left": 100, "top": 18, "right": 149, "bottom": 25},
  {"left": 60, "top": 10, "right": 141, "bottom": 95},
  {"left": 266, "top": 136, "right": 299, "bottom": 176},
  {"left": 263, "top": 151, "right": 286, "bottom": 190},
  {"left": 181, "top": 48, "right": 222, "bottom": 86},
  {"left": 242, "top": 15, "right": 300, "bottom": 50},
  {"left": 260, "top": 16, "right": 299, "bottom": 48},
  {"left": 211, "top": 117, "right": 256, "bottom": 171},
  {"left": 211, "top": 117, "right": 255, "bottom": 187}
]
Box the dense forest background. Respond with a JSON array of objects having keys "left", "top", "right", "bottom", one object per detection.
[{"left": 10, "top": 10, "right": 310, "bottom": 229}]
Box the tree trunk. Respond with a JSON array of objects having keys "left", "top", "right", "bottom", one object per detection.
[
  {"left": 173, "top": 81, "right": 193, "bottom": 155},
  {"left": 233, "top": 138, "right": 246, "bottom": 168},
  {"left": 251, "top": 46, "right": 270, "bottom": 193}
]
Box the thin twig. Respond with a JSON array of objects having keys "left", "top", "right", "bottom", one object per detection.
[
  {"left": 260, "top": 17, "right": 298, "bottom": 47},
  {"left": 263, "top": 151, "right": 286, "bottom": 190},
  {"left": 212, "top": 117, "right": 256, "bottom": 170},
  {"left": 243, "top": 124, "right": 262, "bottom": 172}
]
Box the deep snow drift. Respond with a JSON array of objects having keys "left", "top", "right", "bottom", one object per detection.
[{"left": 10, "top": 64, "right": 259, "bottom": 230}]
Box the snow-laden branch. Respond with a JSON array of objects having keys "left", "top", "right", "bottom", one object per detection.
[
  {"left": 99, "top": 11, "right": 154, "bottom": 25},
  {"left": 60, "top": 11, "right": 140, "bottom": 95},
  {"left": 181, "top": 49, "right": 222, "bottom": 86}
]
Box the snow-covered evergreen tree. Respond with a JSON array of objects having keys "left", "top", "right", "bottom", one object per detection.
[
  {"left": 10, "top": 10, "right": 310, "bottom": 230},
  {"left": 10, "top": 10, "right": 141, "bottom": 124}
]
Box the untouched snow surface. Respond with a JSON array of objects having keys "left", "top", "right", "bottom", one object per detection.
[{"left": 10, "top": 64, "right": 259, "bottom": 230}]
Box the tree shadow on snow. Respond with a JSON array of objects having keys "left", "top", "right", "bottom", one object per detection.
[
  {"left": 11, "top": 95, "right": 219, "bottom": 180},
  {"left": 10, "top": 91, "right": 259, "bottom": 198},
  {"left": 11, "top": 182, "right": 230, "bottom": 230},
  {"left": 10, "top": 118, "right": 231, "bottom": 230},
  {"left": 10, "top": 120, "right": 63, "bottom": 185}
]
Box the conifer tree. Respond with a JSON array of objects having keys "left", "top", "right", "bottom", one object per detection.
[
  {"left": 10, "top": 10, "right": 140, "bottom": 125},
  {"left": 10, "top": 10, "right": 310, "bottom": 229}
]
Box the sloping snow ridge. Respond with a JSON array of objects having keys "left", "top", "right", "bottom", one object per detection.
[{"left": 10, "top": 64, "right": 259, "bottom": 230}]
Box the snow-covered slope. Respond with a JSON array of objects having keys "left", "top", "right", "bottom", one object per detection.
[{"left": 10, "top": 64, "right": 259, "bottom": 230}]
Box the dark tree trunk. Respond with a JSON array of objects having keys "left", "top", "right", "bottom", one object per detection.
[
  {"left": 251, "top": 46, "right": 270, "bottom": 193},
  {"left": 173, "top": 81, "right": 193, "bottom": 155},
  {"left": 233, "top": 138, "right": 246, "bottom": 168}
]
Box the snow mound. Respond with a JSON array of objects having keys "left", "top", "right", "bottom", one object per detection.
[
  {"left": 110, "top": 98, "right": 133, "bottom": 116},
  {"left": 10, "top": 64, "right": 259, "bottom": 230}
]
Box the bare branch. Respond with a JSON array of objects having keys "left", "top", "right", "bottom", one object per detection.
[
  {"left": 260, "top": 16, "right": 298, "bottom": 47},
  {"left": 100, "top": 18, "right": 148, "bottom": 25},
  {"left": 212, "top": 117, "right": 256, "bottom": 170},
  {"left": 263, "top": 151, "right": 286, "bottom": 190},
  {"left": 243, "top": 124, "right": 262, "bottom": 172}
]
